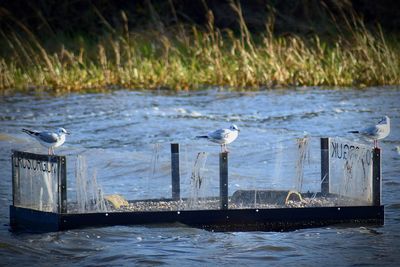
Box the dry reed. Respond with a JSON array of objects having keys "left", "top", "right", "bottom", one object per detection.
[{"left": 0, "top": 4, "right": 399, "bottom": 93}]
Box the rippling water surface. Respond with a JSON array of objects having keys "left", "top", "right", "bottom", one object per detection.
[{"left": 1, "top": 87, "right": 399, "bottom": 266}]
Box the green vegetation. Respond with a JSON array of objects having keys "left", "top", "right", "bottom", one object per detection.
[{"left": 0, "top": 1, "right": 399, "bottom": 93}]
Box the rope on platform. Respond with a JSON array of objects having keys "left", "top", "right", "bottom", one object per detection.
[{"left": 285, "top": 190, "right": 303, "bottom": 205}]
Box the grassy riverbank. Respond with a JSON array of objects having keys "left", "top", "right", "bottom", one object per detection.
[{"left": 0, "top": 2, "right": 399, "bottom": 93}]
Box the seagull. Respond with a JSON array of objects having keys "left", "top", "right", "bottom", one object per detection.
[
  {"left": 349, "top": 116, "right": 390, "bottom": 148},
  {"left": 22, "top": 127, "right": 70, "bottom": 155},
  {"left": 196, "top": 124, "right": 240, "bottom": 152}
]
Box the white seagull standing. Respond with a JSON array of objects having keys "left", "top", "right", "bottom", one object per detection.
[
  {"left": 349, "top": 116, "right": 390, "bottom": 148},
  {"left": 22, "top": 127, "right": 70, "bottom": 155},
  {"left": 196, "top": 124, "right": 240, "bottom": 152}
]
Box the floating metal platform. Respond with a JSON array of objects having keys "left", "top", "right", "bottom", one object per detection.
[
  {"left": 10, "top": 205, "right": 383, "bottom": 232},
  {"left": 9, "top": 138, "right": 384, "bottom": 232}
]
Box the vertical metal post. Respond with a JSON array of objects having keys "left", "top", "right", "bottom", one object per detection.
[
  {"left": 372, "top": 148, "right": 381, "bottom": 206},
  {"left": 11, "top": 152, "right": 18, "bottom": 206},
  {"left": 320, "top": 138, "right": 330, "bottom": 195},
  {"left": 220, "top": 152, "right": 228, "bottom": 210},
  {"left": 171, "top": 143, "right": 180, "bottom": 200},
  {"left": 58, "top": 156, "right": 67, "bottom": 213}
]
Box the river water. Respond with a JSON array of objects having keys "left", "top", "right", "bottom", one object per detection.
[{"left": 0, "top": 87, "right": 399, "bottom": 266}]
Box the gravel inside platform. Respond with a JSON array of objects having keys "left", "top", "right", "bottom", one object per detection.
[{"left": 104, "top": 196, "right": 361, "bottom": 212}]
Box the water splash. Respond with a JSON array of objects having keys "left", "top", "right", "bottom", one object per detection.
[
  {"left": 146, "top": 143, "right": 161, "bottom": 198},
  {"left": 75, "top": 155, "right": 107, "bottom": 213},
  {"left": 188, "top": 152, "right": 208, "bottom": 209},
  {"left": 294, "top": 136, "right": 310, "bottom": 192},
  {"left": 271, "top": 141, "right": 284, "bottom": 188}
]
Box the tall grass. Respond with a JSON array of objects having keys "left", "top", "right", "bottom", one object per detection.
[{"left": 0, "top": 4, "right": 399, "bottom": 93}]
